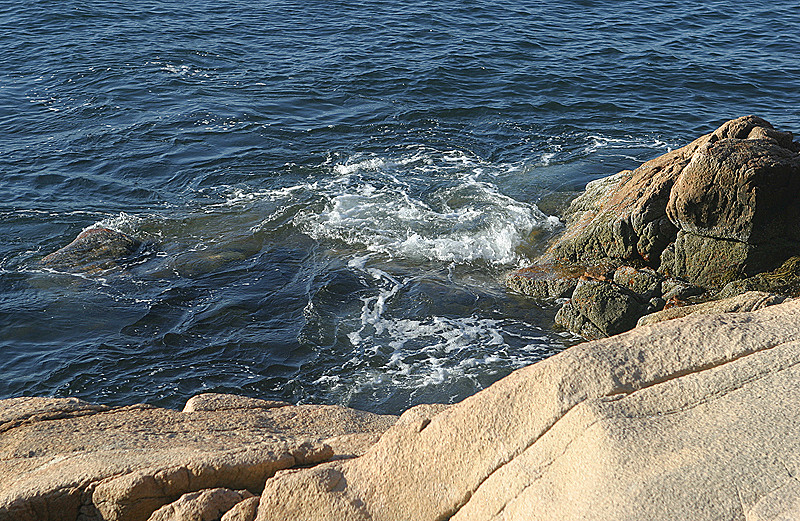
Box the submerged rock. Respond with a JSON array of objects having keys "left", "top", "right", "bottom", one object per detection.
[
  {"left": 40, "top": 226, "right": 144, "bottom": 273},
  {"left": 509, "top": 116, "right": 800, "bottom": 339}
]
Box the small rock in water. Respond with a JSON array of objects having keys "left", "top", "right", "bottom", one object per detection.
[{"left": 40, "top": 227, "right": 144, "bottom": 273}]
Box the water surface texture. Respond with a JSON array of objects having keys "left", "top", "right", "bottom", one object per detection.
[{"left": 2, "top": 0, "right": 799, "bottom": 414}]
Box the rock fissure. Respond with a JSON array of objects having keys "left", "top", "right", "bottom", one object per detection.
[
  {"left": 604, "top": 350, "right": 800, "bottom": 420},
  {"left": 602, "top": 338, "right": 790, "bottom": 400}
]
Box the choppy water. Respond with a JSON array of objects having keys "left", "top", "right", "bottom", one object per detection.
[{"left": 2, "top": 0, "right": 799, "bottom": 414}]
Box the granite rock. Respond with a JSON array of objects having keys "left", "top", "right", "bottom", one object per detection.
[
  {"left": 220, "top": 497, "right": 259, "bottom": 521},
  {"left": 0, "top": 395, "right": 395, "bottom": 521},
  {"left": 146, "top": 488, "right": 254, "bottom": 521},
  {"left": 254, "top": 299, "right": 800, "bottom": 520},
  {"left": 636, "top": 290, "right": 787, "bottom": 327}
]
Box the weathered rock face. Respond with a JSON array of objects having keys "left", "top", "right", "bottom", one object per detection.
[
  {"left": 0, "top": 394, "right": 395, "bottom": 521},
  {"left": 664, "top": 137, "right": 800, "bottom": 285},
  {"left": 40, "top": 227, "right": 144, "bottom": 273},
  {"left": 254, "top": 299, "right": 800, "bottom": 520},
  {"left": 544, "top": 115, "right": 800, "bottom": 273},
  {"left": 508, "top": 116, "right": 800, "bottom": 338},
  {"left": 554, "top": 279, "right": 647, "bottom": 340},
  {"left": 146, "top": 488, "right": 254, "bottom": 521}
]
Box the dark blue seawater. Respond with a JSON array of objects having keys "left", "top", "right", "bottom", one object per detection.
[{"left": 2, "top": 0, "right": 799, "bottom": 414}]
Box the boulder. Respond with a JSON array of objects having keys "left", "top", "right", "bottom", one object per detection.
[
  {"left": 612, "top": 265, "right": 662, "bottom": 300},
  {"left": 541, "top": 116, "right": 785, "bottom": 267},
  {"left": 182, "top": 393, "right": 289, "bottom": 413},
  {"left": 505, "top": 260, "right": 619, "bottom": 300},
  {"left": 0, "top": 395, "right": 396, "bottom": 521},
  {"left": 554, "top": 279, "right": 647, "bottom": 340},
  {"left": 254, "top": 299, "right": 800, "bottom": 520},
  {"left": 509, "top": 116, "right": 800, "bottom": 339},
  {"left": 665, "top": 136, "right": 800, "bottom": 285},
  {"left": 40, "top": 227, "right": 144, "bottom": 273},
  {"left": 146, "top": 488, "right": 254, "bottom": 521}
]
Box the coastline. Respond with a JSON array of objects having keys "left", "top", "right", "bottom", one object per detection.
[
  {"left": 4, "top": 116, "right": 800, "bottom": 520},
  {"left": 4, "top": 299, "right": 800, "bottom": 520}
]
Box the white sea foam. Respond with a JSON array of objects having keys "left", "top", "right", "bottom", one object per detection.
[
  {"left": 296, "top": 149, "right": 558, "bottom": 266},
  {"left": 583, "top": 134, "right": 673, "bottom": 156},
  {"left": 332, "top": 265, "right": 551, "bottom": 398}
]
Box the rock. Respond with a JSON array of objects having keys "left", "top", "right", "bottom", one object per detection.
[
  {"left": 553, "top": 296, "right": 603, "bottom": 340},
  {"left": 660, "top": 277, "right": 704, "bottom": 302},
  {"left": 40, "top": 227, "right": 144, "bottom": 273},
  {"left": 254, "top": 299, "right": 800, "bottom": 521},
  {"left": 636, "top": 291, "right": 787, "bottom": 327},
  {"left": 505, "top": 260, "right": 621, "bottom": 300},
  {"left": 505, "top": 261, "right": 584, "bottom": 299},
  {"left": 509, "top": 116, "right": 800, "bottom": 339},
  {"left": 544, "top": 115, "right": 799, "bottom": 274},
  {"left": 147, "top": 488, "right": 254, "bottom": 521},
  {"left": 718, "top": 256, "right": 800, "bottom": 299},
  {"left": 182, "top": 393, "right": 290, "bottom": 413},
  {"left": 666, "top": 135, "right": 800, "bottom": 285},
  {"left": 554, "top": 279, "right": 647, "bottom": 340},
  {"left": 0, "top": 397, "right": 396, "bottom": 521},
  {"left": 668, "top": 137, "right": 800, "bottom": 245},
  {"left": 220, "top": 497, "right": 259, "bottom": 521},
  {"left": 648, "top": 296, "right": 666, "bottom": 312},
  {"left": 612, "top": 265, "right": 663, "bottom": 299}
]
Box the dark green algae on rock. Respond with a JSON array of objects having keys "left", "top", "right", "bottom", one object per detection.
[{"left": 507, "top": 116, "right": 800, "bottom": 340}]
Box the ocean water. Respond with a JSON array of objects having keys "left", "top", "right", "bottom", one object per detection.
[{"left": 2, "top": 0, "right": 799, "bottom": 415}]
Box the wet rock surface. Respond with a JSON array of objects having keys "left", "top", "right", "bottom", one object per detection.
[
  {"left": 40, "top": 227, "right": 146, "bottom": 273},
  {"left": 508, "top": 116, "right": 800, "bottom": 339}
]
